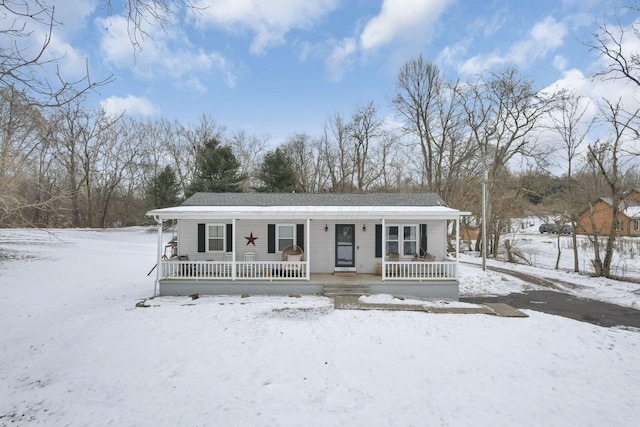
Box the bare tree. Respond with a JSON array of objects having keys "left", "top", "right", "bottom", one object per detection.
[
  {"left": 101, "top": 0, "right": 201, "bottom": 50},
  {"left": 587, "top": 5, "right": 640, "bottom": 150},
  {"left": 52, "top": 101, "right": 120, "bottom": 227},
  {"left": 461, "top": 68, "right": 559, "bottom": 256},
  {"left": 392, "top": 55, "right": 479, "bottom": 205},
  {"left": 0, "top": 0, "right": 204, "bottom": 226},
  {"left": 588, "top": 5, "right": 640, "bottom": 87},
  {"left": 376, "top": 130, "right": 403, "bottom": 191},
  {"left": 282, "top": 133, "right": 330, "bottom": 193},
  {"left": 165, "top": 114, "right": 225, "bottom": 193},
  {"left": 0, "top": 86, "right": 60, "bottom": 225},
  {"left": 228, "top": 130, "right": 268, "bottom": 192},
  {"left": 1, "top": 1, "right": 113, "bottom": 106},
  {"left": 586, "top": 98, "right": 639, "bottom": 277},
  {"left": 348, "top": 101, "right": 384, "bottom": 192},
  {"left": 94, "top": 120, "right": 142, "bottom": 227},
  {"left": 392, "top": 55, "right": 443, "bottom": 190},
  {"left": 547, "top": 92, "right": 595, "bottom": 271},
  {"left": 323, "top": 112, "right": 354, "bottom": 192}
]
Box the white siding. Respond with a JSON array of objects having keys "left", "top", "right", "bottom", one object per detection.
[{"left": 176, "top": 218, "right": 449, "bottom": 273}]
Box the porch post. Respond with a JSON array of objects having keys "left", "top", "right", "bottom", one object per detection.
[
  {"left": 154, "top": 216, "right": 163, "bottom": 297},
  {"left": 306, "top": 218, "right": 310, "bottom": 281},
  {"left": 455, "top": 217, "right": 460, "bottom": 280},
  {"left": 381, "top": 218, "right": 386, "bottom": 282},
  {"left": 232, "top": 218, "right": 236, "bottom": 281}
]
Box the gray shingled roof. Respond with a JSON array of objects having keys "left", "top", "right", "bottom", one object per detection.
[{"left": 182, "top": 192, "right": 448, "bottom": 208}]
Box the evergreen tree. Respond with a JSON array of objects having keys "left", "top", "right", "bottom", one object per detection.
[
  {"left": 255, "top": 148, "right": 299, "bottom": 193},
  {"left": 146, "top": 166, "right": 181, "bottom": 208},
  {"left": 186, "top": 138, "right": 245, "bottom": 196}
]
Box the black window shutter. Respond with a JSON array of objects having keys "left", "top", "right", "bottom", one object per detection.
[
  {"left": 375, "top": 224, "right": 382, "bottom": 258},
  {"left": 296, "top": 224, "right": 304, "bottom": 249},
  {"left": 268, "top": 224, "right": 275, "bottom": 253},
  {"left": 420, "top": 224, "right": 428, "bottom": 256},
  {"left": 198, "top": 223, "right": 206, "bottom": 252},
  {"left": 226, "top": 224, "right": 233, "bottom": 252}
]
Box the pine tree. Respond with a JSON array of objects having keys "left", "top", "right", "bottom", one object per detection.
[
  {"left": 146, "top": 166, "right": 181, "bottom": 208},
  {"left": 186, "top": 138, "right": 245, "bottom": 196},
  {"left": 255, "top": 148, "right": 299, "bottom": 193}
]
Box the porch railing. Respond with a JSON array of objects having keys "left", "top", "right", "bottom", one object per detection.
[
  {"left": 161, "top": 260, "right": 307, "bottom": 281},
  {"left": 160, "top": 260, "right": 457, "bottom": 281},
  {"left": 382, "top": 261, "right": 456, "bottom": 281}
]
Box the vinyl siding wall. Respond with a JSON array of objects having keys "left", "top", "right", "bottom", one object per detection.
[{"left": 176, "top": 218, "right": 448, "bottom": 274}]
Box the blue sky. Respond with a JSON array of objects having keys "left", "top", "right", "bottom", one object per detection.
[{"left": 36, "top": 0, "right": 637, "bottom": 145}]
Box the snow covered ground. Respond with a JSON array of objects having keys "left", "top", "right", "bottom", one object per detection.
[{"left": 0, "top": 227, "right": 639, "bottom": 426}]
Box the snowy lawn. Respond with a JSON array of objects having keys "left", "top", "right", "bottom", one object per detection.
[{"left": 1, "top": 228, "right": 639, "bottom": 426}]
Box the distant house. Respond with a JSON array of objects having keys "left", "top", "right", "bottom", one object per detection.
[
  {"left": 147, "top": 192, "right": 470, "bottom": 299},
  {"left": 577, "top": 190, "right": 640, "bottom": 237}
]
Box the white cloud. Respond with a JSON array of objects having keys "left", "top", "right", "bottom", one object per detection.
[
  {"left": 97, "top": 15, "right": 236, "bottom": 88},
  {"left": 360, "top": 0, "right": 451, "bottom": 51},
  {"left": 193, "top": 0, "right": 339, "bottom": 55},
  {"left": 97, "top": 15, "right": 135, "bottom": 68},
  {"left": 52, "top": 0, "right": 96, "bottom": 33},
  {"left": 459, "top": 16, "right": 568, "bottom": 75},
  {"left": 553, "top": 55, "right": 568, "bottom": 71},
  {"left": 100, "top": 95, "right": 159, "bottom": 117},
  {"left": 325, "top": 38, "right": 357, "bottom": 82}
]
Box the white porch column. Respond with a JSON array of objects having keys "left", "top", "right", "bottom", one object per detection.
[
  {"left": 381, "top": 218, "right": 386, "bottom": 282},
  {"left": 154, "top": 216, "right": 163, "bottom": 297},
  {"left": 306, "top": 218, "right": 310, "bottom": 281},
  {"left": 455, "top": 217, "right": 460, "bottom": 280},
  {"left": 232, "top": 218, "right": 237, "bottom": 281}
]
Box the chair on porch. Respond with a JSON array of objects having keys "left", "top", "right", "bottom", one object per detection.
[
  {"left": 282, "top": 244, "right": 304, "bottom": 261},
  {"left": 239, "top": 252, "right": 256, "bottom": 278},
  {"left": 281, "top": 244, "right": 304, "bottom": 277},
  {"left": 413, "top": 250, "right": 435, "bottom": 262}
]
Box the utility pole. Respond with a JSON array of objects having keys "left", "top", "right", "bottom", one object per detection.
[{"left": 481, "top": 158, "right": 488, "bottom": 271}]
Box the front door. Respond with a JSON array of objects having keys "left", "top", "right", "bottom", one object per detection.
[{"left": 335, "top": 224, "right": 355, "bottom": 268}]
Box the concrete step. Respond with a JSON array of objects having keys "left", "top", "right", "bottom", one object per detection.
[{"left": 323, "top": 284, "right": 369, "bottom": 297}]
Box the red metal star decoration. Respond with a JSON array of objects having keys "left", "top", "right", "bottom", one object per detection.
[{"left": 245, "top": 232, "right": 258, "bottom": 246}]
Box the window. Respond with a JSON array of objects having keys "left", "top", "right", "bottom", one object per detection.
[
  {"left": 386, "top": 225, "right": 418, "bottom": 256},
  {"left": 635, "top": 219, "right": 640, "bottom": 232},
  {"left": 207, "top": 224, "right": 225, "bottom": 252},
  {"left": 403, "top": 226, "right": 417, "bottom": 256},
  {"left": 277, "top": 224, "right": 295, "bottom": 252}
]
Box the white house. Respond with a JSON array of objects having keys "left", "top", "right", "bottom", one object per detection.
[{"left": 147, "top": 192, "right": 470, "bottom": 299}]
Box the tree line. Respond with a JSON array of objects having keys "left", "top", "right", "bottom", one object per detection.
[{"left": 1, "top": 1, "right": 639, "bottom": 279}]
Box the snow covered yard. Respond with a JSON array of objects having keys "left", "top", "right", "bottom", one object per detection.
[{"left": 1, "top": 228, "right": 639, "bottom": 426}]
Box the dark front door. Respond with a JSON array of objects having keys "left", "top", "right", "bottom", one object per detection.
[{"left": 335, "top": 224, "right": 355, "bottom": 268}]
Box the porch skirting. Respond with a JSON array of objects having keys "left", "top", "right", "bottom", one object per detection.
[
  {"left": 369, "top": 282, "right": 458, "bottom": 300},
  {"left": 159, "top": 280, "right": 325, "bottom": 297},
  {"left": 158, "top": 278, "right": 459, "bottom": 300}
]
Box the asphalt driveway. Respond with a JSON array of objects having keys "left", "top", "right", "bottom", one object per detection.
[{"left": 460, "top": 265, "right": 640, "bottom": 329}]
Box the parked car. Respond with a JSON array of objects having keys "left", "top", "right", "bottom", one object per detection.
[
  {"left": 539, "top": 223, "right": 573, "bottom": 234},
  {"left": 539, "top": 223, "right": 558, "bottom": 233},
  {"left": 560, "top": 225, "right": 573, "bottom": 235}
]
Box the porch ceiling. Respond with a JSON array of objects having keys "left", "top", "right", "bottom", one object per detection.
[{"left": 147, "top": 205, "right": 471, "bottom": 221}]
